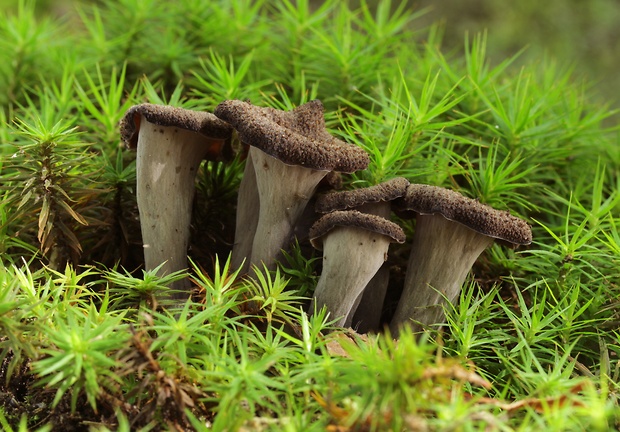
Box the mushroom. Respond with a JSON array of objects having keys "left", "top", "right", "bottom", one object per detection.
[
  {"left": 315, "top": 177, "right": 410, "bottom": 331},
  {"left": 308, "top": 210, "right": 406, "bottom": 327},
  {"left": 214, "top": 99, "right": 369, "bottom": 273},
  {"left": 390, "top": 184, "right": 532, "bottom": 334},
  {"left": 120, "top": 103, "right": 233, "bottom": 299}
]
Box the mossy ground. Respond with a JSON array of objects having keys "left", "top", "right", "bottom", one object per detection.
[{"left": 1, "top": 1, "right": 620, "bottom": 430}]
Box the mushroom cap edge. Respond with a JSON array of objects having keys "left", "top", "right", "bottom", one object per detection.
[
  {"left": 120, "top": 103, "right": 233, "bottom": 149},
  {"left": 315, "top": 177, "right": 410, "bottom": 213},
  {"left": 397, "top": 183, "right": 532, "bottom": 246},
  {"left": 309, "top": 210, "right": 406, "bottom": 250}
]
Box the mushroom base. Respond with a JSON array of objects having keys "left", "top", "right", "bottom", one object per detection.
[
  {"left": 390, "top": 214, "right": 493, "bottom": 334},
  {"left": 310, "top": 226, "right": 390, "bottom": 327}
]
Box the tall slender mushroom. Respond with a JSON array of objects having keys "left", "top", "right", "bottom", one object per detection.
[
  {"left": 214, "top": 99, "right": 369, "bottom": 273},
  {"left": 315, "top": 177, "right": 410, "bottom": 331},
  {"left": 309, "top": 210, "right": 405, "bottom": 327},
  {"left": 390, "top": 184, "right": 532, "bottom": 334},
  {"left": 120, "top": 103, "right": 233, "bottom": 299}
]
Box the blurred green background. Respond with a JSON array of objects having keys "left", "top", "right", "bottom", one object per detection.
[
  {"left": 412, "top": 0, "right": 620, "bottom": 112},
  {"left": 2, "top": 0, "right": 619, "bottom": 113}
]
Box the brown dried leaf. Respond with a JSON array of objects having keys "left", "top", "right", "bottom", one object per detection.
[
  {"left": 312, "top": 391, "right": 350, "bottom": 421},
  {"left": 325, "top": 335, "right": 351, "bottom": 358},
  {"left": 57, "top": 198, "right": 88, "bottom": 225},
  {"left": 324, "top": 329, "right": 370, "bottom": 358},
  {"left": 473, "top": 381, "right": 589, "bottom": 413},
  {"left": 38, "top": 196, "right": 51, "bottom": 242},
  {"left": 420, "top": 362, "right": 492, "bottom": 390}
]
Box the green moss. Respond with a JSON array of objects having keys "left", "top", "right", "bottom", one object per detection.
[{"left": 0, "top": 0, "right": 619, "bottom": 430}]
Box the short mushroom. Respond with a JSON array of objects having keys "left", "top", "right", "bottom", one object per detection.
[
  {"left": 214, "top": 99, "right": 369, "bottom": 273},
  {"left": 309, "top": 210, "right": 405, "bottom": 327},
  {"left": 120, "top": 103, "right": 233, "bottom": 299},
  {"left": 315, "top": 177, "right": 410, "bottom": 331},
  {"left": 390, "top": 184, "right": 532, "bottom": 334}
]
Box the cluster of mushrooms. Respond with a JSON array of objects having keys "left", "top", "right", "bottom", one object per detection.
[{"left": 120, "top": 99, "right": 532, "bottom": 335}]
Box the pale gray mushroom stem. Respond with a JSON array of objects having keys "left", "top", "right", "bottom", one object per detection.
[
  {"left": 135, "top": 124, "right": 208, "bottom": 296},
  {"left": 230, "top": 151, "right": 259, "bottom": 274},
  {"left": 250, "top": 148, "right": 328, "bottom": 270},
  {"left": 312, "top": 227, "right": 390, "bottom": 326},
  {"left": 121, "top": 104, "right": 232, "bottom": 300},
  {"left": 309, "top": 211, "right": 405, "bottom": 327},
  {"left": 390, "top": 184, "right": 532, "bottom": 335},
  {"left": 390, "top": 214, "right": 493, "bottom": 333}
]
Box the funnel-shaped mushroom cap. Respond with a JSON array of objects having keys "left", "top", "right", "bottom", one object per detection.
[
  {"left": 315, "top": 177, "right": 410, "bottom": 213},
  {"left": 397, "top": 184, "right": 532, "bottom": 246},
  {"left": 120, "top": 103, "right": 233, "bottom": 158},
  {"left": 214, "top": 99, "right": 369, "bottom": 173},
  {"left": 309, "top": 210, "right": 406, "bottom": 250}
]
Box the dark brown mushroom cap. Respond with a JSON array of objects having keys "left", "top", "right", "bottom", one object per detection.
[
  {"left": 396, "top": 184, "right": 532, "bottom": 245},
  {"left": 315, "top": 177, "right": 410, "bottom": 213},
  {"left": 120, "top": 103, "right": 233, "bottom": 153},
  {"left": 309, "top": 210, "right": 406, "bottom": 250},
  {"left": 213, "top": 99, "right": 370, "bottom": 173}
]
